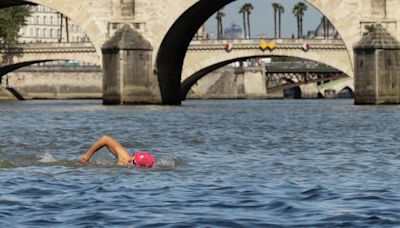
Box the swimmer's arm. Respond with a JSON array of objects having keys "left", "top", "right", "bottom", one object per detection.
[{"left": 79, "top": 135, "right": 131, "bottom": 164}]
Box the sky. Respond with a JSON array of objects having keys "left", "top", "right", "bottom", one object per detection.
[{"left": 206, "top": 0, "right": 323, "bottom": 38}]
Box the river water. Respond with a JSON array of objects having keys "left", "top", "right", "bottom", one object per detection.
[{"left": 0, "top": 99, "right": 399, "bottom": 227}]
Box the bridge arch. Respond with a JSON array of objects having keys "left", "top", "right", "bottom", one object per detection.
[
  {"left": 0, "top": 43, "right": 100, "bottom": 77},
  {"left": 0, "top": 59, "right": 98, "bottom": 79},
  {"left": 1, "top": 0, "right": 109, "bottom": 54},
  {"left": 157, "top": 0, "right": 358, "bottom": 104},
  {"left": 318, "top": 77, "right": 354, "bottom": 97},
  {"left": 180, "top": 52, "right": 348, "bottom": 100},
  {"left": 182, "top": 39, "right": 351, "bottom": 87},
  {"left": 337, "top": 86, "right": 354, "bottom": 98}
]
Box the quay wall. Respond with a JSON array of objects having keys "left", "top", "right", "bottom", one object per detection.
[
  {"left": 1, "top": 66, "right": 323, "bottom": 100},
  {"left": 2, "top": 66, "right": 102, "bottom": 100},
  {"left": 187, "top": 68, "right": 283, "bottom": 99}
]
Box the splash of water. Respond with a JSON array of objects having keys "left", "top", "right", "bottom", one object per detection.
[
  {"left": 38, "top": 151, "right": 58, "bottom": 163},
  {"left": 156, "top": 154, "right": 186, "bottom": 169}
]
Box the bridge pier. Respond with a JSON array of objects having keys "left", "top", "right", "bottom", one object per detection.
[
  {"left": 102, "top": 25, "right": 162, "bottom": 105},
  {"left": 354, "top": 24, "right": 400, "bottom": 105}
]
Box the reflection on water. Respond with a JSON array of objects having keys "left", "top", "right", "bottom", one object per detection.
[{"left": 0, "top": 99, "right": 399, "bottom": 226}]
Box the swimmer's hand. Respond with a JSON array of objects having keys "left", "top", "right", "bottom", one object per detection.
[{"left": 79, "top": 156, "right": 89, "bottom": 164}]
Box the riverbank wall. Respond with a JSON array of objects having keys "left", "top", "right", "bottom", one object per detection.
[
  {"left": 187, "top": 67, "right": 283, "bottom": 99},
  {"left": 2, "top": 66, "right": 102, "bottom": 100},
  {"left": 1, "top": 66, "right": 323, "bottom": 100}
]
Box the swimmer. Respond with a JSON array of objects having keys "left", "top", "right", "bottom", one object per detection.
[{"left": 79, "top": 135, "right": 155, "bottom": 168}]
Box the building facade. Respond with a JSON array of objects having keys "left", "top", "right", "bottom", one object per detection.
[
  {"left": 224, "top": 23, "right": 244, "bottom": 39},
  {"left": 19, "top": 5, "right": 90, "bottom": 43}
]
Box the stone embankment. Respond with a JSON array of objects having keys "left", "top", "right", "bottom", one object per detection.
[
  {"left": 0, "top": 66, "right": 325, "bottom": 101},
  {"left": 1, "top": 66, "right": 102, "bottom": 100},
  {"left": 187, "top": 67, "right": 283, "bottom": 99}
]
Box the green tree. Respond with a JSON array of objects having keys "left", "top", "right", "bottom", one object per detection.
[
  {"left": 0, "top": 6, "right": 31, "bottom": 46},
  {"left": 277, "top": 4, "right": 284, "bottom": 38},
  {"left": 239, "top": 3, "right": 254, "bottom": 38},
  {"left": 292, "top": 2, "right": 308, "bottom": 38},
  {"left": 239, "top": 4, "right": 247, "bottom": 38},
  {"left": 216, "top": 9, "right": 225, "bottom": 39},
  {"left": 322, "top": 16, "right": 332, "bottom": 39},
  {"left": 272, "top": 3, "right": 279, "bottom": 38},
  {"left": 273, "top": 3, "right": 284, "bottom": 38},
  {"left": 365, "top": 24, "right": 376, "bottom": 34},
  {"left": 245, "top": 3, "right": 254, "bottom": 38}
]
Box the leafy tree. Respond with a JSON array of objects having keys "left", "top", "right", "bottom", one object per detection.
[
  {"left": 239, "top": 3, "right": 254, "bottom": 38},
  {"left": 365, "top": 24, "right": 376, "bottom": 33},
  {"left": 0, "top": 6, "right": 31, "bottom": 46},
  {"left": 272, "top": 3, "right": 279, "bottom": 38},
  {"left": 292, "top": 2, "right": 307, "bottom": 38},
  {"left": 273, "top": 3, "right": 284, "bottom": 38},
  {"left": 216, "top": 9, "right": 226, "bottom": 39},
  {"left": 245, "top": 3, "right": 254, "bottom": 38},
  {"left": 277, "top": 4, "right": 284, "bottom": 38},
  {"left": 239, "top": 4, "right": 248, "bottom": 38},
  {"left": 322, "top": 16, "right": 328, "bottom": 38}
]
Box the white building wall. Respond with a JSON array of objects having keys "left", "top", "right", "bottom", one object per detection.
[{"left": 19, "top": 5, "right": 90, "bottom": 43}]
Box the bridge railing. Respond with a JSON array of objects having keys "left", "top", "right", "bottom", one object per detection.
[
  {"left": 190, "top": 38, "right": 345, "bottom": 45},
  {"left": 188, "top": 38, "right": 346, "bottom": 50},
  {"left": 0, "top": 42, "right": 96, "bottom": 54},
  {"left": 11, "top": 42, "right": 95, "bottom": 49}
]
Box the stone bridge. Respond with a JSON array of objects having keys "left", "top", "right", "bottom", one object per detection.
[
  {"left": 182, "top": 39, "right": 351, "bottom": 98},
  {"left": 1, "top": 0, "right": 399, "bottom": 104},
  {"left": 318, "top": 78, "right": 354, "bottom": 95},
  {"left": 0, "top": 43, "right": 99, "bottom": 76}
]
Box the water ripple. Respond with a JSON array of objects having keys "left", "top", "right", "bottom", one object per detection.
[{"left": 0, "top": 100, "right": 399, "bottom": 226}]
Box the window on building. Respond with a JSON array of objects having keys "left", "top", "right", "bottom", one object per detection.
[
  {"left": 36, "top": 28, "right": 40, "bottom": 37},
  {"left": 36, "top": 16, "right": 40, "bottom": 24},
  {"left": 50, "top": 16, "right": 54, "bottom": 25},
  {"left": 43, "top": 16, "right": 47, "bottom": 24}
]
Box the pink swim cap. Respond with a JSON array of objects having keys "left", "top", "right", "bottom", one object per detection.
[{"left": 133, "top": 152, "right": 156, "bottom": 168}]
